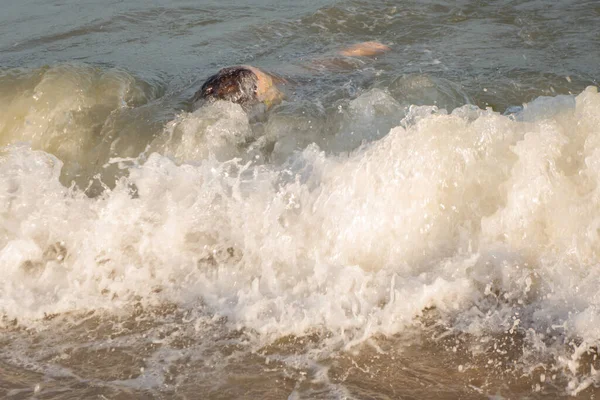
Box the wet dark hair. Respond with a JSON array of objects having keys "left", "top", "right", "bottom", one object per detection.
[{"left": 193, "top": 66, "right": 258, "bottom": 105}]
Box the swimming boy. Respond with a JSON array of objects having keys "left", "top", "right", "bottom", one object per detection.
[{"left": 192, "top": 41, "right": 390, "bottom": 110}]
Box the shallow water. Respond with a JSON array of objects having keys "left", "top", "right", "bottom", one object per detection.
[{"left": 2, "top": 0, "right": 600, "bottom": 399}]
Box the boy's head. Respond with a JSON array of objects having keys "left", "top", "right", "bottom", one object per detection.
[{"left": 193, "top": 66, "right": 259, "bottom": 106}]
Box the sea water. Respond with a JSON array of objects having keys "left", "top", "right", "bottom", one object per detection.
[{"left": 1, "top": 0, "right": 600, "bottom": 398}]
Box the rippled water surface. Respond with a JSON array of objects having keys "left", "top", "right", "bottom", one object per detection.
[{"left": 2, "top": 1, "right": 600, "bottom": 399}]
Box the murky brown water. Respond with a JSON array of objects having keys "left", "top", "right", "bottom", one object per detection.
[{"left": 4, "top": 306, "right": 600, "bottom": 399}]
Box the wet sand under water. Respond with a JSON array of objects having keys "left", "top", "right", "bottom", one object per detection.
[{"left": 3, "top": 306, "right": 600, "bottom": 399}]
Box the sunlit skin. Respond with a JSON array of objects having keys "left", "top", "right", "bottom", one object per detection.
[
  {"left": 338, "top": 41, "right": 392, "bottom": 57},
  {"left": 244, "top": 65, "right": 286, "bottom": 109},
  {"left": 196, "top": 41, "right": 391, "bottom": 110}
]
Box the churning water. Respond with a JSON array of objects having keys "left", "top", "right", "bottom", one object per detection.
[{"left": 2, "top": 0, "right": 600, "bottom": 398}]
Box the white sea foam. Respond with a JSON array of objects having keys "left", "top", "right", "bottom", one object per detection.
[{"left": 2, "top": 76, "right": 600, "bottom": 390}]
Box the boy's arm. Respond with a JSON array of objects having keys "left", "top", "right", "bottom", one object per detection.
[
  {"left": 243, "top": 42, "right": 391, "bottom": 108},
  {"left": 338, "top": 41, "right": 391, "bottom": 57}
]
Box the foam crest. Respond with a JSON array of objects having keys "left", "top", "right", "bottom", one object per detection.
[
  {"left": 150, "top": 101, "right": 254, "bottom": 163},
  {"left": 2, "top": 88, "right": 600, "bottom": 391}
]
